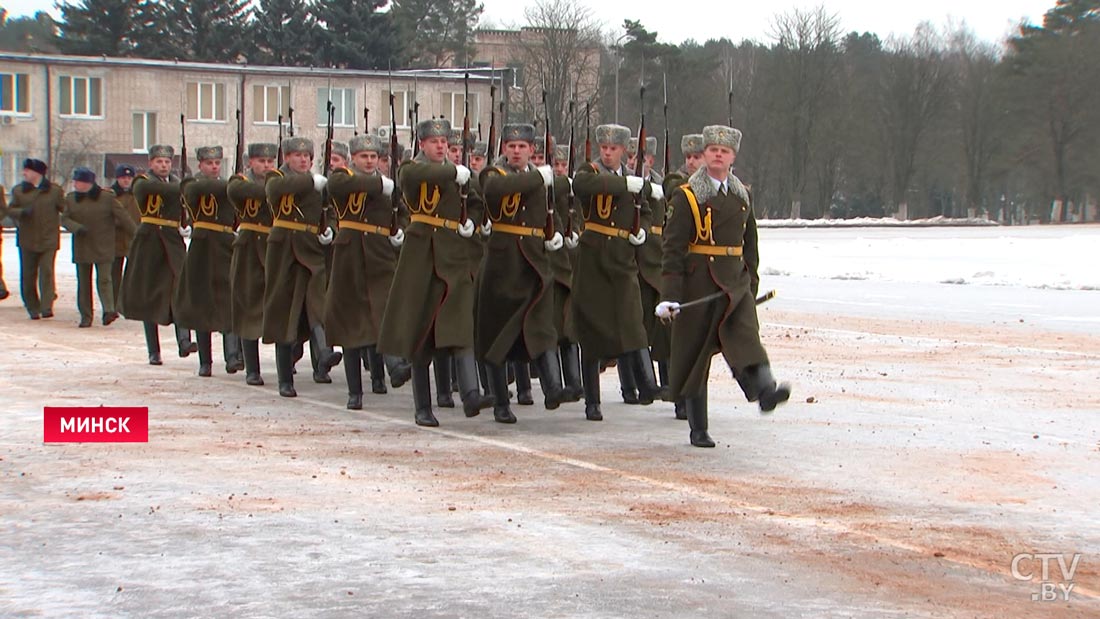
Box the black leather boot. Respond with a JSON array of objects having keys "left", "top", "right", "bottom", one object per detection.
[
  {"left": 223, "top": 333, "right": 244, "bottom": 374},
  {"left": 617, "top": 355, "right": 639, "bottom": 404},
  {"left": 686, "top": 392, "right": 714, "bottom": 448},
  {"left": 433, "top": 352, "right": 455, "bottom": 407},
  {"left": 513, "top": 361, "right": 534, "bottom": 405},
  {"left": 385, "top": 355, "right": 411, "bottom": 389},
  {"left": 143, "top": 321, "right": 162, "bottom": 366},
  {"left": 367, "top": 346, "right": 387, "bottom": 394},
  {"left": 243, "top": 338, "right": 264, "bottom": 385},
  {"left": 559, "top": 343, "right": 584, "bottom": 402},
  {"left": 582, "top": 356, "right": 602, "bottom": 421},
  {"left": 455, "top": 350, "right": 494, "bottom": 417},
  {"left": 657, "top": 360, "right": 673, "bottom": 402},
  {"left": 344, "top": 347, "right": 364, "bottom": 410},
  {"left": 533, "top": 348, "right": 566, "bottom": 410},
  {"left": 196, "top": 331, "right": 213, "bottom": 377},
  {"left": 412, "top": 363, "right": 437, "bottom": 427},
  {"left": 310, "top": 325, "right": 342, "bottom": 383},
  {"left": 749, "top": 364, "right": 791, "bottom": 414},
  {"left": 176, "top": 325, "right": 197, "bottom": 358},
  {"left": 629, "top": 348, "right": 660, "bottom": 405},
  {"left": 487, "top": 362, "right": 516, "bottom": 424},
  {"left": 674, "top": 398, "right": 687, "bottom": 420},
  {"left": 275, "top": 343, "right": 296, "bottom": 397},
  {"left": 478, "top": 361, "right": 493, "bottom": 398}
]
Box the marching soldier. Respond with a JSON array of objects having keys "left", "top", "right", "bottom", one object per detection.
[
  {"left": 6, "top": 158, "right": 65, "bottom": 319},
  {"left": 227, "top": 143, "right": 277, "bottom": 386},
  {"left": 378, "top": 118, "right": 494, "bottom": 427},
  {"left": 476, "top": 123, "right": 568, "bottom": 423},
  {"left": 263, "top": 136, "right": 343, "bottom": 397},
  {"left": 571, "top": 124, "right": 662, "bottom": 421},
  {"left": 657, "top": 125, "right": 791, "bottom": 448},
  {"left": 329, "top": 141, "right": 349, "bottom": 171},
  {"left": 174, "top": 146, "right": 243, "bottom": 377},
  {"left": 110, "top": 165, "right": 141, "bottom": 308},
  {"left": 470, "top": 141, "right": 489, "bottom": 174},
  {"left": 662, "top": 134, "right": 705, "bottom": 195},
  {"left": 119, "top": 145, "right": 197, "bottom": 364},
  {"left": 550, "top": 142, "right": 584, "bottom": 402},
  {"left": 323, "top": 134, "right": 408, "bottom": 409},
  {"left": 0, "top": 185, "right": 8, "bottom": 301},
  {"left": 60, "top": 167, "right": 136, "bottom": 327}
]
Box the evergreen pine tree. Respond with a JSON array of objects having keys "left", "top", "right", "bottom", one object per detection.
[
  {"left": 311, "top": 0, "right": 405, "bottom": 70},
  {"left": 251, "top": 0, "right": 318, "bottom": 66}
]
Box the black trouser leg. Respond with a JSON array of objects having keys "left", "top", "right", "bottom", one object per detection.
[
  {"left": 617, "top": 355, "right": 638, "bottom": 404},
  {"left": 196, "top": 331, "right": 213, "bottom": 376},
  {"left": 412, "top": 362, "right": 437, "bottom": 427},
  {"left": 223, "top": 333, "right": 243, "bottom": 374},
  {"left": 367, "top": 346, "right": 387, "bottom": 394},
  {"left": 344, "top": 347, "right": 364, "bottom": 410},
  {"left": 275, "top": 343, "right": 296, "bottom": 397},
  {"left": 487, "top": 361, "right": 516, "bottom": 423},
  {"left": 559, "top": 343, "right": 583, "bottom": 402},
  {"left": 514, "top": 361, "right": 533, "bottom": 405},
  {"left": 143, "top": 321, "right": 162, "bottom": 365},
  {"left": 582, "top": 354, "right": 602, "bottom": 421},
  {"left": 478, "top": 361, "right": 493, "bottom": 398},
  {"left": 686, "top": 390, "right": 714, "bottom": 448},
  {"left": 533, "top": 348, "right": 566, "bottom": 410},
  {"left": 433, "top": 351, "right": 455, "bottom": 407},
  {"left": 176, "top": 325, "right": 196, "bottom": 357},
  {"left": 657, "top": 360, "right": 673, "bottom": 401},
  {"left": 243, "top": 338, "right": 263, "bottom": 385},
  {"left": 455, "top": 349, "right": 493, "bottom": 417}
]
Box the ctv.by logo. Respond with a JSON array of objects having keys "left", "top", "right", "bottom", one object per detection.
[{"left": 1011, "top": 553, "right": 1082, "bottom": 602}]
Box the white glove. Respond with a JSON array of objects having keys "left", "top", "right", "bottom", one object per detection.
[
  {"left": 318, "top": 226, "right": 334, "bottom": 246},
  {"left": 457, "top": 218, "right": 475, "bottom": 238},
  {"left": 178, "top": 225, "right": 192, "bottom": 239},
  {"left": 655, "top": 301, "right": 681, "bottom": 321},
  {"left": 650, "top": 184, "right": 664, "bottom": 201},
  {"left": 480, "top": 220, "right": 493, "bottom": 237},
  {"left": 544, "top": 231, "right": 564, "bottom": 252},
  {"left": 625, "top": 175, "right": 645, "bottom": 194},
  {"left": 568, "top": 177, "right": 575, "bottom": 197},
  {"left": 313, "top": 174, "right": 328, "bottom": 193},
  {"left": 389, "top": 227, "right": 405, "bottom": 248},
  {"left": 381, "top": 176, "right": 395, "bottom": 197},
  {"left": 454, "top": 165, "right": 472, "bottom": 185},
  {"left": 536, "top": 165, "right": 554, "bottom": 187},
  {"left": 628, "top": 228, "right": 647, "bottom": 246},
  {"left": 564, "top": 230, "right": 580, "bottom": 249}
]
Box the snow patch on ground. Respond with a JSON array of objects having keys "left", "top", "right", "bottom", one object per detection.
[{"left": 759, "top": 216, "right": 1000, "bottom": 228}]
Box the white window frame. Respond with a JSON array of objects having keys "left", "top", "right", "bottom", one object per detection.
[
  {"left": 253, "top": 84, "right": 290, "bottom": 125},
  {"left": 443, "top": 92, "right": 479, "bottom": 126},
  {"left": 186, "top": 81, "right": 227, "bottom": 123},
  {"left": 132, "top": 111, "right": 157, "bottom": 153},
  {"left": 389, "top": 90, "right": 410, "bottom": 129},
  {"left": 317, "top": 87, "right": 357, "bottom": 128},
  {"left": 0, "top": 72, "right": 31, "bottom": 116},
  {"left": 59, "top": 75, "right": 103, "bottom": 119}
]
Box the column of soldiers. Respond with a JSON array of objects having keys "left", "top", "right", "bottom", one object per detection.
[{"left": 3, "top": 99, "right": 791, "bottom": 449}]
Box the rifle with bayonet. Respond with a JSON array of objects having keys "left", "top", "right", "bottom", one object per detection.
[
  {"left": 276, "top": 113, "right": 284, "bottom": 167},
  {"left": 662, "top": 74, "right": 671, "bottom": 178},
  {"left": 388, "top": 66, "right": 402, "bottom": 235},
  {"left": 459, "top": 72, "right": 471, "bottom": 225},
  {"left": 541, "top": 90, "right": 555, "bottom": 240},
  {"left": 234, "top": 109, "right": 244, "bottom": 177},
  {"left": 565, "top": 98, "right": 576, "bottom": 238},
  {"left": 631, "top": 86, "right": 647, "bottom": 236}
]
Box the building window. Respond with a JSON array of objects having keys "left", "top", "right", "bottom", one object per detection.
[
  {"left": 253, "top": 84, "right": 290, "bottom": 125},
  {"left": 316, "top": 87, "right": 357, "bottom": 127},
  {"left": 389, "top": 90, "right": 409, "bottom": 129},
  {"left": 59, "top": 75, "right": 103, "bottom": 118},
  {"left": 186, "top": 81, "right": 227, "bottom": 122},
  {"left": 0, "top": 73, "right": 30, "bottom": 115},
  {"left": 442, "top": 92, "right": 479, "bottom": 125},
  {"left": 132, "top": 112, "right": 157, "bottom": 153}
]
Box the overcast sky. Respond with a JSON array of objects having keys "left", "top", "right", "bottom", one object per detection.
[{"left": 2, "top": 0, "right": 1055, "bottom": 46}]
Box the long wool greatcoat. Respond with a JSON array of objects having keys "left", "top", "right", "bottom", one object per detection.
[
  {"left": 569, "top": 159, "right": 652, "bottom": 360},
  {"left": 227, "top": 170, "right": 272, "bottom": 340},
  {"left": 661, "top": 167, "right": 768, "bottom": 399},
  {"left": 474, "top": 162, "right": 557, "bottom": 364},
  {"left": 118, "top": 173, "right": 186, "bottom": 324},
  {"left": 637, "top": 168, "right": 671, "bottom": 361},
  {"left": 61, "top": 187, "right": 137, "bottom": 264},
  {"left": 173, "top": 174, "right": 236, "bottom": 333}
]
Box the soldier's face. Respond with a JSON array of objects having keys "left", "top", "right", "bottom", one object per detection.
[
  {"left": 599, "top": 144, "right": 624, "bottom": 169},
  {"left": 645, "top": 153, "right": 655, "bottom": 169},
  {"left": 704, "top": 145, "right": 735, "bottom": 177},
  {"left": 286, "top": 151, "right": 312, "bottom": 173},
  {"left": 553, "top": 160, "right": 569, "bottom": 176},
  {"left": 448, "top": 144, "right": 463, "bottom": 165},
  {"left": 116, "top": 175, "right": 134, "bottom": 189},
  {"left": 504, "top": 140, "right": 533, "bottom": 169},
  {"left": 73, "top": 180, "right": 94, "bottom": 193},
  {"left": 627, "top": 154, "right": 637, "bottom": 170},
  {"left": 149, "top": 157, "right": 172, "bottom": 177},
  {"left": 22, "top": 169, "right": 43, "bottom": 185},
  {"left": 330, "top": 153, "right": 347, "bottom": 171},
  {"left": 532, "top": 153, "right": 545, "bottom": 166},
  {"left": 199, "top": 158, "right": 221, "bottom": 177},
  {"left": 378, "top": 156, "right": 391, "bottom": 176},
  {"left": 249, "top": 157, "right": 275, "bottom": 176},
  {"left": 470, "top": 155, "right": 486, "bottom": 172},
  {"left": 420, "top": 137, "right": 448, "bottom": 164},
  {"left": 685, "top": 153, "right": 704, "bottom": 174},
  {"left": 353, "top": 151, "right": 378, "bottom": 173}
]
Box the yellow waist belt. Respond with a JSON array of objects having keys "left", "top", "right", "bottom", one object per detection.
[
  {"left": 410, "top": 213, "right": 461, "bottom": 231},
  {"left": 237, "top": 222, "right": 271, "bottom": 234},
  {"left": 650, "top": 225, "right": 663, "bottom": 236},
  {"left": 688, "top": 244, "right": 743, "bottom": 257},
  {"left": 492, "top": 222, "right": 545, "bottom": 238},
  {"left": 272, "top": 219, "right": 320, "bottom": 234},
  {"left": 192, "top": 221, "right": 235, "bottom": 235},
  {"left": 583, "top": 222, "right": 630, "bottom": 239},
  {"left": 339, "top": 220, "right": 390, "bottom": 236},
  {"left": 140, "top": 216, "right": 177, "bottom": 228}
]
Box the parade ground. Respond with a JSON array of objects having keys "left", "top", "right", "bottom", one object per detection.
[{"left": 2, "top": 224, "right": 1098, "bottom": 617}]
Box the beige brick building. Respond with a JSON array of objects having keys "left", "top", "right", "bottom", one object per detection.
[{"left": 0, "top": 52, "right": 494, "bottom": 187}]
